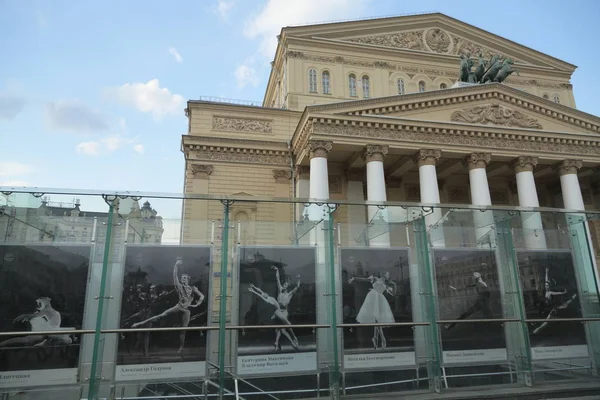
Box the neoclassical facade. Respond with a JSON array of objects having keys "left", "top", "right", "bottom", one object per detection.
[{"left": 181, "top": 13, "right": 599, "bottom": 255}]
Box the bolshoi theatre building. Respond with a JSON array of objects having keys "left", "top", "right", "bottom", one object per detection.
[{"left": 181, "top": 13, "right": 600, "bottom": 257}]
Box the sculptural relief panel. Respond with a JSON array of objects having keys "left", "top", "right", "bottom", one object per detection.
[{"left": 212, "top": 116, "right": 273, "bottom": 134}]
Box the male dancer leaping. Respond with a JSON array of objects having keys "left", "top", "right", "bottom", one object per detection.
[
  {"left": 445, "top": 271, "right": 491, "bottom": 330},
  {"left": 132, "top": 257, "right": 204, "bottom": 355}
]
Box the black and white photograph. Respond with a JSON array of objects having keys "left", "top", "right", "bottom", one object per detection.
[
  {"left": 340, "top": 248, "right": 415, "bottom": 370},
  {"left": 0, "top": 244, "right": 91, "bottom": 389},
  {"left": 237, "top": 246, "right": 317, "bottom": 376},
  {"left": 116, "top": 245, "right": 211, "bottom": 381},
  {"left": 517, "top": 251, "right": 588, "bottom": 360},
  {"left": 434, "top": 249, "right": 507, "bottom": 365}
]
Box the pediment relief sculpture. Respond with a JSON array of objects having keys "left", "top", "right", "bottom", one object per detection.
[
  {"left": 450, "top": 103, "right": 542, "bottom": 129},
  {"left": 345, "top": 28, "right": 524, "bottom": 64}
]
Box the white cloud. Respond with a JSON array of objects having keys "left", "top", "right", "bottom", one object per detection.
[
  {"left": 214, "top": 0, "right": 235, "bottom": 20},
  {"left": 168, "top": 47, "right": 183, "bottom": 63},
  {"left": 0, "top": 161, "right": 35, "bottom": 177},
  {"left": 45, "top": 100, "right": 111, "bottom": 132},
  {"left": 133, "top": 144, "right": 145, "bottom": 154},
  {"left": 107, "top": 79, "right": 185, "bottom": 119},
  {"left": 0, "top": 94, "right": 27, "bottom": 120},
  {"left": 244, "top": 0, "right": 372, "bottom": 58},
  {"left": 76, "top": 141, "right": 100, "bottom": 155},
  {"left": 234, "top": 63, "right": 259, "bottom": 88}
]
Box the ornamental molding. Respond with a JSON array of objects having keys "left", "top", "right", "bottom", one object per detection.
[
  {"left": 556, "top": 159, "right": 583, "bottom": 176},
  {"left": 362, "top": 144, "right": 389, "bottom": 163},
  {"left": 190, "top": 164, "right": 214, "bottom": 179},
  {"left": 464, "top": 153, "right": 492, "bottom": 170},
  {"left": 212, "top": 116, "right": 273, "bottom": 134},
  {"left": 322, "top": 28, "right": 527, "bottom": 62},
  {"left": 184, "top": 136, "right": 285, "bottom": 148},
  {"left": 451, "top": 103, "right": 542, "bottom": 129},
  {"left": 305, "top": 86, "right": 596, "bottom": 133},
  {"left": 193, "top": 149, "right": 290, "bottom": 165},
  {"left": 307, "top": 121, "right": 600, "bottom": 158},
  {"left": 413, "top": 149, "right": 442, "bottom": 166},
  {"left": 512, "top": 156, "right": 539, "bottom": 173},
  {"left": 307, "top": 140, "right": 333, "bottom": 159},
  {"left": 272, "top": 169, "right": 292, "bottom": 182}
]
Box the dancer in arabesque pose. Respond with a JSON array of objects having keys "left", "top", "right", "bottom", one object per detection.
[
  {"left": 533, "top": 267, "right": 577, "bottom": 335},
  {"left": 132, "top": 257, "right": 204, "bottom": 355},
  {"left": 348, "top": 272, "right": 396, "bottom": 350}
]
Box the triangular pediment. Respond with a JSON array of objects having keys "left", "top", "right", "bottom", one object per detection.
[
  {"left": 307, "top": 83, "right": 600, "bottom": 135},
  {"left": 284, "top": 13, "right": 574, "bottom": 71}
]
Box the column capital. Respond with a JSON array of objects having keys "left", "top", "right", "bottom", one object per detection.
[
  {"left": 190, "top": 164, "right": 213, "bottom": 179},
  {"left": 413, "top": 149, "right": 442, "bottom": 167},
  {"left": 272, "top": 169, "right": 292, "bottom": 183},
  {"left": 307, "top": 140, "right": 332, "bottom": 159},
  {"left": 362, "top": 144, "right": 389, "bottom": 163},
  {"left": 463, "top": 153, "right": 491, "bottom": 170},
  {"left": 556, "top": 159, "right": 583, "bottom": 176},
  {"left": 512, "top": 156, "right": 538, "bottom": 173},
  {"left": 294, "top": 165, "right": 310, "bottom": 179}
]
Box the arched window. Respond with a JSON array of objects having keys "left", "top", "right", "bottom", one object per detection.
[
  {"left": 349, "top": 74, "right": 357, "bottom": 97},
  {"left": 419, "top": 81, "right": 426, "bottom": 93},
  {"left": 362, "top": 75, "right": 370, "bottom": 98},
  {"left": 543, "top": 94, "right": 549, "bottom": 100},
  {"left": 322, "top": 71, "right": 331, "bottom": 94},
  {"left": 397, "top": 78, "right": 405, "bottom": 95},
  {"left": 308, "top": 68, "right": 317, "bottom": 93},
  {"left": 553, "top": 94, "right": 560, "bottom": 104},
  {"left": 440, "top": 83, "right": 447, "bottom": 89}
]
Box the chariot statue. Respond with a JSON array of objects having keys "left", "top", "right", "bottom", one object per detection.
[{"left": 459, "top": 52, "right": 519, "bottom": 84}]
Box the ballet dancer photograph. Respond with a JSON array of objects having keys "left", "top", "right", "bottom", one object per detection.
[
  {"left": 341, "top": 248, "right": 414, "bottom": 367},
  {"left": 434, "top": 249, "right": 506, "bottom": 363},
  {"left": 0, "top": 244, "right": 91, "bottom": 387},
  {"left": 518, "top": 251, "right": 587, "bottom": 358},
  {"left": 237, "top": 246, "right": 316, "bottom": 375},
  {"left": 117, "top": 245, "right": 211, "bottom": 371}
]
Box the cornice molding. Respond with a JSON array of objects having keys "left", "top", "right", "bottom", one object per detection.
[
  {"left": 299, "top": 118, "right": 600, "bottom": 159},
  {"left": 304, "top": 84, "right": 599, "bottom": 132}
]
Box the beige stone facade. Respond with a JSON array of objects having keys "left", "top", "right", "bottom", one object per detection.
[{"left": 181, "top": 13, "right": 600, "bottom": 256}]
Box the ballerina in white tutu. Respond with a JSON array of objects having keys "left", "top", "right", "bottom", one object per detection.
[{"left": 348, "top": 271, "right": 396, "bottom": 350}]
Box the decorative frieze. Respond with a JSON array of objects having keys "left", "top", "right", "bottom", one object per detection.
[
  {"left": 451, "top": 103, "right": 542, "bottom": 129},
  {"left": 464, "top": 153, "right": 492, "bottom": 170},
  {"left": 330, "top": 176, "right": 342, "bottom": 194},
  {"left": 512, "top": 156, "right": 538, "bottom": 173},
  {"left": 556, "top": 159, "right": 583, "bottom": 176},
  {"left": 194, "top": 150, "right": 289, "bottom": 165},
  {"left": 362, "top": 144, "right": 389, "bottom": 163},
  {"left": 272, "top": 169, "right": 292, "bottom": 183},
  {"left": 190, "top": 164, "right": 213, "bottom": 179},
  {"left": 413, "top": 149, "right": 442, "bottom": 166},
  {"left": 212, "top": 116, "right": 273, "bottom": 134},
  {"left": 490, "top": 189, "right": 510, "bottom": 204},
  {"left": 448, "top": 186, "right": 470, "bottom": 203},
  {"left": 307, "top": 140, "right": 333, "bottom": 159},
  {"left": 405, "top": 184, "right": 421, "bottom": 201},
  {"left": 305, "top": 122, "right": 599, "bottom": 158},
  {"left": 347, "top": 30, "right": 425, "bottom": 51}
]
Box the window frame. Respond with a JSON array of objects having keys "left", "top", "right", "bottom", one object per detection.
[
  {"left": 362, "top": 75, "right": 370, "bottom": 98},
  {"left": 349, "top": 73, "right": 357, "bottom": 97},
  {"left": 308, "top": 68, "right": 317, "bottom": 93},
  {"left": 322, "top": 70, "right": 331, "bottom": 95}
]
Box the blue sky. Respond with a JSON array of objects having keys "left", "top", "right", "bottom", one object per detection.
[{"left": 1, "top": 0, "right": 599, "bottom": 219}]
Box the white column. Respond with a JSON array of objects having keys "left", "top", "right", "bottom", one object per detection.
[
  {"left": 347, "top": 169, "right": 367, "bottom": 245},
  {"left": 558, "top": 160, "right": 585, "bottom": 210},
  {"left": 307, "top": 140, "right": 332, "bottom": 221},
  {"left": 363, "top": 144, "right": 390, "bottom": 246},
  {"left": 513, "top": 156, "right": 547, "bottom": 249},
  {"left": 465, "top": 153, "right": 494, "bottom": 246},
  {"left": 415, "top": 149, "right": 445, "bottom": 247}
]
